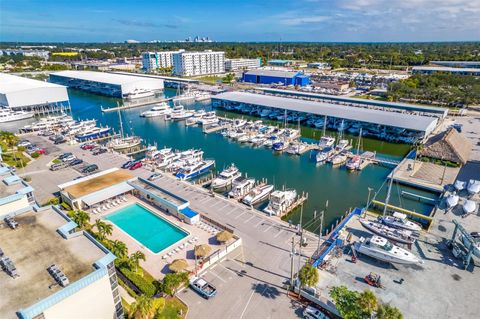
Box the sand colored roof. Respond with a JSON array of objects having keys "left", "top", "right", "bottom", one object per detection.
[
  {"left": 64, "top": 170, "right": 134, "bottom": 198},
  {"left": 419, "top": 128, "right": 472, "bottom": 165}
]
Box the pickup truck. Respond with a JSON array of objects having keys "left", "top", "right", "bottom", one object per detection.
[{"left": 189, "top": 277, "right": 217, "bottom": 299}]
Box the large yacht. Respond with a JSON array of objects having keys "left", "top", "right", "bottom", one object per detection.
[
  {"left": 75, "top": 126, "right": 111, "bottom": 141},
  {"left": 228, "top": 176, "right": 256, "bottom": 198},
  {"left": 211, "top": 164, "right": 241, "bottom": 190},
  {"left": 175, "top": 159, "right": 215, "bottom": 180},
  {"left": 0, "top": 108, "right": 35, "bottom": 123},
  {"left": 140, "top": 103, "right": 171, "bottom": 118},
  {"left": 318, "top": 136, "right": 335, "bottom": 149},
  {"left": 125, "top": 89, "right": 155, "bottom": 100},
  {"left": 378, "top": 212, "right": 422, "bottom": 232},
  {"left": 168, "top": 105, "right": 194, "bottom": 121},
  {"left": 242, "top": 184, "right": 274, "bottom": 206},
  {"left": 354, "top": 235, "right": 422, "bottom": 264},
  {"left": 263, "top": 189, "right": 297, "bottom": 216}
]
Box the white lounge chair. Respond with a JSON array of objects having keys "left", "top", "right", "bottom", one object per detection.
[
  {"left": 167, "top": 251, "right": 173, "bottom": 256},
  {"left": 162, "top": 255, "right": 168, "bottom": 259},
  {"left": 194, "top": 236, "right": 199, "bottom": 241},
  {"left": 174, "top": 248, "right": 180, "bottom": 253}
]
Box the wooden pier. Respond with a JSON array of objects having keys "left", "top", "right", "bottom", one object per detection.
[
  {"left": 203, "top": 124, "right": 229, "bottom": 134},
  {"left": 278, "top": 193, "right": 308, "bottom": 217}
]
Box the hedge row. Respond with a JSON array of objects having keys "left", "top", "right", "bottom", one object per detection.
[{"left": 118, "top": 267, "right": 156, "bottom": 297}]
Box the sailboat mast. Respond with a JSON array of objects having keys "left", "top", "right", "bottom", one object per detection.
[
  {"left": 323, "top": 116, "right": 327, "bottom": 137},
  {"left": 117, "top": 107, "right": 124, "bottom": 138},
  {"left": 357, "top": 128, "right": 362, "bottom": 155},
  {"left": 383, "top": 168, "right": 395, "bottom": 216}
]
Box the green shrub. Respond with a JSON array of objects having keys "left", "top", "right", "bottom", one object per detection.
[
  {"left": 49, "top": 197, "right": 60, "bottom": 205},
  {"left": 31, "top": 152, "right": 40, "bottom": 158},
  {"left": 119, "top": 267, "right": 157, "bottom": 297},
  {"left": 17, "top": 146, "right": 25, "bottom": 152},
  {"left": 52, "top": 159, "right": 61, "bottom": 164},
  {"left": 61, "top": 202, "right": 72, "bottom": 211},
  {"left": 23, "top": 175, "right": 31, "bottom": 182}
]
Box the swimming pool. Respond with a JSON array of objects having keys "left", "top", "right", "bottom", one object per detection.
[{"left": 105, "top": 203, "right": 188, "bottom": 253}]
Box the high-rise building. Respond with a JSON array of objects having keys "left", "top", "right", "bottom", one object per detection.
[
  {"left": 172, "top": 50, "right": 225, "bottom": 76},
  {"left": 142, "top": 50, "right": 183, "bottom": 71},
  {"left": 225, "top": 58, "right": 261, "bottom": 71}
]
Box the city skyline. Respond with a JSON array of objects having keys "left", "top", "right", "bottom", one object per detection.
[{"left": 1, "top": 0, "right": 479, "bottom": 43}]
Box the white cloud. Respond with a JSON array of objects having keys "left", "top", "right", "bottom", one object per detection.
[{"left": 281, "top": 15, "right": 330, "bottom": 26}]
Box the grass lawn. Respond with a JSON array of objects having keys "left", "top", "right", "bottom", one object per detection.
[
  {"left": 0, "top": 144, "right": 31, "bottom": 168},
  {"left": 156, "top": 297, "right": 188, "bottom": 319},
  {"left": 192, "top": 75, "right": 222, "bottom": 84}
]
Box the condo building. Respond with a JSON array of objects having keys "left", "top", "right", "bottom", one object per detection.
[
  {"left": 172, "top": 50, "right": 225, "bottom": 76},
  {"left": 224, "top": 58, "right": 261, "bottom": 71},
  {"left": 142, "top": 50, "right": 181, "bottom": 71}
]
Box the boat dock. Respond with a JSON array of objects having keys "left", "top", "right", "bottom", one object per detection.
[
  {"left": 101, "top": 97, "right": 173, "bottom": 113},
  {"left": 203, "top": 124, "right": 229, "bottom": 134},
  {"left": 278, "top": 192, "right": 308, "bottom": 217}
]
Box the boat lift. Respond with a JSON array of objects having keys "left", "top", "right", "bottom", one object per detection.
[{"left": 447, "top": 220, "right": 478, "bottom": 270}]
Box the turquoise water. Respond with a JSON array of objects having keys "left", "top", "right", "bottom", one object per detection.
[
  {"left": 68, "top": 89, "right": 437, "bottom": 232},
  {"left": 105, "top": 203, "right": 188, "bottom": 253}
]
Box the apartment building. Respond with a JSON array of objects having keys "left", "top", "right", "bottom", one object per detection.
[
  {"left": 142, "top": 50, "right": 181, "bottom": 71},
  {"left": 225, "top": 58, "right": 261, "bottom": 71},
  {"left": 172, "top": 50, "right": 225, "bottom": 76}
]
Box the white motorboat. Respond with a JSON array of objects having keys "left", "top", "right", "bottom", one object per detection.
[
  {"left": 108, "top": 136, "right": 142, "bottom": 150},
  {"left": 140, "top": 103, "right": 171, "bottom": 117},
  {"left": 378, "top": 212, "right": 422, "bottom": 232},
  {"left": 263, "top": 189, "right": 297, "bottom": 216},
  {"left": 359, "top": 219, "right": 417, "bottom": 245},
  {"left": 462, "top": 200, "right": 477, "bottom": 215},
  {"left": 316, "top": 147, "right": 333, "bottom": 163},
  {"left": 0, "top": 108, "right": 35, "bottom": 123},
  {"left": 169, "top": 105, "right": 194, "bottom": 121},
  {"left": 125, "top": 88, "right": 155, "bottom": 100},
  {"left": 467, "top": 180, "right": 480, "bottom": 195},
  {"left": 175, "top": 159, "right": 215, "bottom": 180},
  {"left": 318, "top": 136, "right": 335, "bottom": 149},
  {"left": 354, "top": 235, "right": 422, "bottom": 264},
  {"left": 335, "top": 139, "right": 349, "bottom": 152},
  {"left": 211, "top": 164, "right": 241, "bottom": 190},
  {"left": 233, "top": 119, "right": 247, "bottom": 128},
  {"left": 445, "top": 193, "right": 459, "bottom": 209},
  {"left": 346, "top": 155, "right": 362, "bottom": 171},
  {"left": 454, "top": 180, "right": 466, "bottom": 192},
  {"left": 242, "top": 184, "right": 274, "bottom": 206},
  {"left": 228, "top": 176, "right": 255, "bottom": 198},
  {"left": 329, "top": 153, "right": 348, "bottom": 166}
]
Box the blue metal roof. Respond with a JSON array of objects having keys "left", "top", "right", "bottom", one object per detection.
[{"left": 180, "top": 207, "right": 198, "bottom": 218}]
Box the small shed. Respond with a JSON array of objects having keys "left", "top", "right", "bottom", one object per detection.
[{"left": 419, "top": 128, "right": 471, "bottom": 165}]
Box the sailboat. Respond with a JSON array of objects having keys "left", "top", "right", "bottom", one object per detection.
[
  {"left": 346, "top": 128, "right": 363, "bottom": 171},
  {"left": 107, "top": 108, "right": 142, "bottom": 151}
]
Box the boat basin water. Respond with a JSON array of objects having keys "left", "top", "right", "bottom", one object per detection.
[{"left": 105, "top": 203, "right": 189, "bottom": 253}]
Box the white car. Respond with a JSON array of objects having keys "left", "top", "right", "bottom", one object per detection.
[
  {"left": 303, "top": 306, "right": 329, "bottom": 319},
  {"left": 62, "top": 155, "right": 76, "bottom": 162}
]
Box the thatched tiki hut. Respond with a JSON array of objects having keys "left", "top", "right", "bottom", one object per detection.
[
  {"left": 194, "top": 244, "right": 212, "bottom": 258},
  {"left": 216, "top": 230, "right": 233, "bottom": 243},
  {"left": 169, "top": 259, "right": 189, "bottom": 273},
  {"left": 419, "top": 128, "right": 471, "bottom": 166}
]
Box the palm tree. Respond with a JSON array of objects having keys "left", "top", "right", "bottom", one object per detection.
[
  {"left": 110, "top": 240, "right": 128, "bottom": 260},
  {"left": 94, "top": 219, "right": 113, "bottom": 240},
  {"left": 128, "top": 295, "right": 157, "bottom": 319},
  {"left": 128, "top": 251, "right": 146, "bottom": 272},
  {"left": 72, "top": 210, "right": 90, "bottom": 229},
  {"left": 298, "top": 264, "right": 319, "bottom": 289}
]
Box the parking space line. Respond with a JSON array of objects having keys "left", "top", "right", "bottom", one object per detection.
[
  {"left": 208, "top": 269, "right": 226, "bottom": 282},
  {"left": 225, "top": 207, "right": 237, "bottom": 216},
  {"left": 273, "top": 229, "right": 284, "bottom": 238},
  {"left": 263, "top": 224, "right": 273, "bottom": 232},
  {"left": 254, "top": 219, "right": 264, "bottom": 228},
  {"left": 217, "top": 263, "right": 239, "bottom": 276},
  {"left": 234, "top": 211, "right": 248, "bottom": 219},
  {"left": 244, "top": 215, "right": 256, "bottom": 223}
]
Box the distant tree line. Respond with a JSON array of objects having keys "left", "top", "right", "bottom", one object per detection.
[
  {"left": 1, "top": 42, "right": 479, "bottom": 69},
  {"left": 387, "top": 73, "right": 480, "bottom": 106}
]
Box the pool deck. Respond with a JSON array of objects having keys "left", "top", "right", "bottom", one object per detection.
[{"left": 91, "top": 196, "right": 230, "bottom": 279}]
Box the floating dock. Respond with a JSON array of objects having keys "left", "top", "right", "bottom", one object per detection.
[{"left": 101, "top": 97, "right": 173, "bottom": 113}]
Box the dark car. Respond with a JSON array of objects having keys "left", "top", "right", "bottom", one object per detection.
[
  {"left": 69, "top": 159, "right": 84, "bottom": 166},
  {"left": 122, "top": 160, "right": 134, "bottom": 169},
  {"left": 58, "top": 152, "right": 73, "bottom": 160},
  {"left": 129, "top": 161, "right": 142, "bottom": 170},
  {"left": 92, "top": 148, "right": 107, "bottom": 155},
  {"left": 81, "top": 164, "right": 98, "bottom": 174},
  {"left": 54, "top": 137, "right": 67, "bottom": 144}
]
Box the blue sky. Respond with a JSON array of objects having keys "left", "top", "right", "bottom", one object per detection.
[{"left": 1, "top": 0, "right": 479, "bottom": 42}]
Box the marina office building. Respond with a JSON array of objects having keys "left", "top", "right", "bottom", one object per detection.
[
  {"left": 142, "top": 50, "right": 180, "bottom": 71},
  {"left": 0, "top": 73, "right": 69, "bottom": 111},
  {"left": 172, "top": 50, "right": 225, "bottom": 76},
  {"left": 430, "top": 61, "right": 480, "bottom": 68},
  {"left": 50, "top": 70, "right": 164, "bottom": 98},
  {"left": 242, "top": 69, "right": 311, "bottom": 87},
  {"left": 213, "top": 91, "right": 439, "bottom": 140},
  {"left": 0, "top": 206, "right": 123, "bottom": 319},
  {"left": 225, "top": 58, "right": 261, "bottom": 71}
]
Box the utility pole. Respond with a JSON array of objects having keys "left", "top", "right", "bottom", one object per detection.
[
  {"left": 317, "top": 210, "right": 324, "bottom": 252},
  {"left": 290, "top": 237, "right": 296, "bottom": 290},
  {"left": 297, "top": 204, "right": 304, "bottom": 274}
]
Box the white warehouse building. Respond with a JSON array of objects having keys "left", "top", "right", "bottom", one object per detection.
[
  {"left": 225, "top": 58, "right": 261, "bottom": 71},
  {"left": 0, "top": 73, "right": 69, "bottom": 110},
  {"left": 142, "top": 51, "right": 181, "bottom": 71},
  {"left": 50, "top": 70, "right": 164, "bottom": 98},
  {"left": 173, "top": 50, "right": 225, "bottom": 76}
]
